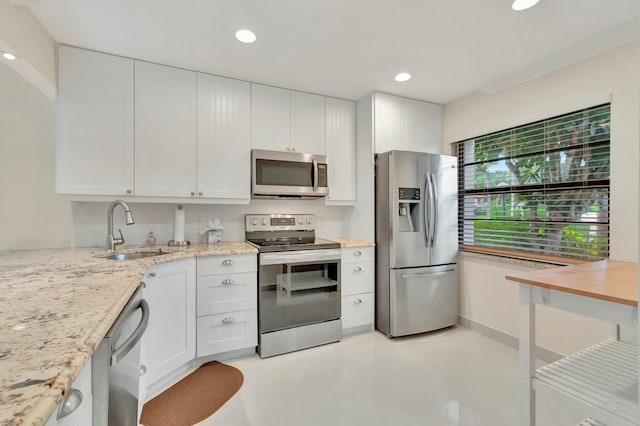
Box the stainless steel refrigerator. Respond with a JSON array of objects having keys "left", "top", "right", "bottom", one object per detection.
[{"left": 375, "top": 150, "right": 459, "bottom": 337}]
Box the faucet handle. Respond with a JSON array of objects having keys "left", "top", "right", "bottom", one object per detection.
[{"left": 115, "top": 229, "right": 125, "bottom": 246}]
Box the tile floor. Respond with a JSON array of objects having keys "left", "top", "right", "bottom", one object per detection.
[{"left": 198, "top": 327, "right": 587, "bottom": 426}]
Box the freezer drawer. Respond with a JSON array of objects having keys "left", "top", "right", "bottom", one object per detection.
[{"left": 390, "top": 265, "right": 458, "bottom": 337}]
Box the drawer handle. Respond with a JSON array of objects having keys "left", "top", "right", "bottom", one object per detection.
[
  {"left": 353, "top": 266, "right": 362, "bottom": 272},
  {"left": 222, "top": 279, "right": 235, "bottom": 285},
  {"left": 222, "top": 317, "right": 235, "bottom": 324},
  {"left": 354, "top": 250, "right": 362, "bottom": 256},
  {"left": 353, "top": 298, "right": 363, "bottom": 305},
  {"left": 149, "top": 272, "right": 156, "bottom": 277},
  {"left": 57, "top": 388, "right": 83, "bottom": 419},
  {"left": 222, "top": 259, "right": 234, "bottom": 266}
]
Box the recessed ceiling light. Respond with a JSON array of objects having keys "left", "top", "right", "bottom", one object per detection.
[
  {"left": 394, "top": 72, "right": 412, "bottom": 82},
  {"left": 512, "top": 0, "right": 540, "bottom": 11},
  {"left": 2, "top": 52, "right": 17, "bottom": 61},
  {"left": 235, "top": 29, "right": 256, "bottom": 44}
]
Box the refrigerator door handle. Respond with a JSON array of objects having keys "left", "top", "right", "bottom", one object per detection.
[
  {"left": 423, "top": 174, "right": 430, "bottom": 248},
  {"left": 401, "top": 268, "right": 455, "bottom": 279},
  {"left": 430, "top": 173, "right": 438, "bottom": 247}
]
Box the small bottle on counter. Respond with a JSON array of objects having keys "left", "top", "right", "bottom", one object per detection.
[{"left": 146, "top": 231, "right": 157, "bottom": 246}]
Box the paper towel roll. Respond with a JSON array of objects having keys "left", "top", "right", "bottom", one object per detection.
[{"left": 174, "top": 209, "right": 185, "bottom": 242}]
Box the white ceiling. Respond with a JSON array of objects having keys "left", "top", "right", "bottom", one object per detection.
[{"left": 21, "top": 0, "right": 640, "bottom": 104}]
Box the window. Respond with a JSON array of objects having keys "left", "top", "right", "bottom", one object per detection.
[{"left": 455, "top": 104, "right": 610, "bottom": 263}]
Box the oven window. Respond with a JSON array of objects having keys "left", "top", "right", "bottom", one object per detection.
[
  {"left": 256, "top": 159, "right": 313, "bottom": 187},
  {"left": 259, "top": 261, "right": 340, "bottom": 333}
]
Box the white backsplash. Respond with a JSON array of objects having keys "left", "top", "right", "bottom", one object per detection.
[{"left": 70, "top": 200, "right": 355, "bottom": 248}]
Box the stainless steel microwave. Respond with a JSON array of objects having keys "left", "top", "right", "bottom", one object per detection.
[{"left": 251, "top": 149, "right": 329, "bottom": 199}]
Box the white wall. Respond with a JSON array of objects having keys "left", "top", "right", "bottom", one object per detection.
[
  {"left": 0, "top": 63, "right": 71, "bottom": 250},
  {"left": 443, "top": 40, "right": 640, "bottom": 354},
  {"left": 0, "top": 2, "right": 70, "bottom": 251}
]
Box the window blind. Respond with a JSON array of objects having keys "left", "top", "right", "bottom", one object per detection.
[{"left": 456, "top": 104, "right": 610, "bottom": 262}]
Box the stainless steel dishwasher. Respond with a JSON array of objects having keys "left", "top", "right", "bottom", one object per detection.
[{"left": 92, "top": 283, "right": 149, "bottom": 426}]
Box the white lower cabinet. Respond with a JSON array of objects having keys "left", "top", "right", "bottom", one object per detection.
[
  {"left": 341, "top": 247, "right": 375, "bottom": 333},
  {"left": 142, "top": 258, "right": 196, "bottom": 388},
  {"left": 45, "top": 361, "right": 93, "bottom": 426},
  {"left": 196, "top": 255, "right": 258, "bottom": 357}
]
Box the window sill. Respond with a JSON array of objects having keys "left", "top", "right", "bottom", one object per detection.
[{"left": 458, "top": 250, "right": 570, "bottom": 270}]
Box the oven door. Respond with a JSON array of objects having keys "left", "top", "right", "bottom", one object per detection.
[
  {"left": 252, "top": 149, "right": 329, "bottom": 198},
  {"left": 259, "top": 249, "right": 341, "bottom": 333}
]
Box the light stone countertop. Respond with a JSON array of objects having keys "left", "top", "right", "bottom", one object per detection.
[
  {"left": 326, "top": 238, "right": 375, "bottom": 248},
  {"left": 0, "top": 242, "right": 257, "bottom": 426}
]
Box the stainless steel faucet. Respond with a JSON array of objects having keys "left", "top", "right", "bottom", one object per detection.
[{"left": 106, "top": 200, "right": 135, "bottom": 252}]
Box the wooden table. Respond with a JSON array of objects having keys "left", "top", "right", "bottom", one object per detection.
[{"left": 506, "top": 260, "right": 638, "bottom": 426}]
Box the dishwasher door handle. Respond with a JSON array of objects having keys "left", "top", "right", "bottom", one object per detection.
[{"left": 110, "top": 299, "right": 149, "bottom": 366}]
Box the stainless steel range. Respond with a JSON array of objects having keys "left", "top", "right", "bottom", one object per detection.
[{"left": 246, "top": 214, "right": 342, "bottom": 358}]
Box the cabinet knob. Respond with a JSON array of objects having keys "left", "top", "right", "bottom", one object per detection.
[
  {"left": 354, "top": 250, "right": 362, "bottom": 256},
  {"left": 353, "top": 266, "right": 362, "bottom": 272},
  {"left": 286, "top": 147, "right": 291, "bottom": 152},
  {"left": 198, "top": 192, "right": 203, "bottom": 196},
  {"left": 222, "top": 317, "right": 235, "bottom": 324},
  {"left": 291, "top": 147, "right": 296, "bottom": 152},
  {"left": 149, "top": 272, "right": 156, "bottom": 278},
  {"left": 353, "top": 298, "right": 363, "bottom": 305},
  {"left": 140, "top": 365, "right": 147, "bottom": 376},
  {"left": 126, "top": 189, "right": 132, "bottom": 194},
  {"left": 57, "top": 388, "right": 83, "bottom": 419},
  {"left": 191, "top": 192, "right": 196, "bottom": 196},
  {"left": 222, "top": 259, "right": 234, "bottom": 266},
  {"left": 222, "top": 278, "right": 235, "bottom": 285}
]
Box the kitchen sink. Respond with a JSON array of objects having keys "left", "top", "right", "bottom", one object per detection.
[{"left": 106, "top": 251, "right": 166, "bottom": 261}]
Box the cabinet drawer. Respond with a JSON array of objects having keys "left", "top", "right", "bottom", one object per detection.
[
  {"left": 196, "top": 272, "right": 257, "bottom": 316},
  {"left": 196, "top": 310, "right": 257, "bottom": 357},
  {"left": 341, "top": 261, "right": 374, "bottom": 296},
  {"left": 197, "top": 254, "right": 257, "bottom": 276},
  {"left": 341, "top": 293, "right": 374, "bottom": 329},
  {"left": 341, "top": 247, "right": 374, "bottom": 264}
]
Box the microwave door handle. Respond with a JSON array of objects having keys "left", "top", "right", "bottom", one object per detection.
[{"left": 312, "top": 159, "right": 318, "bottom": 192}]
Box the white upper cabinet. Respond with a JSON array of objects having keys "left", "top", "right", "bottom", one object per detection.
[
  {"left": 57, "top": 46, "right": 134, "bottom": 195},
  {"left": 325, "top": 97, "right": 356, "bottom": 204},
  {"left": 290, "top": 91, "right": 325, "bottom": 154},
  {"left": 250, "top": 84, "right": 290, "bottom": 152},
  {"left": 197, "top": 74, "right": 251, "bottom": 200},
  {"left": 374, "top": 92, "right": 442, "bottom": 154},
  {"left": 251, "top": 84, "right": 326, "bottom": 155},
  {"left": 135, "top": 61, "right": 197, "bottom": 197}
]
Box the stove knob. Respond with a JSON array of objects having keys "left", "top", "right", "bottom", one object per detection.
[
  {"left": 261, "top": 219, "right": 267, "bottom": 225},
  {"left": 306, "top": 218, "right": 312, "bottom": 224},
  {"left": 251, "top": 219, "right": 258, "bottom": 225},
  {"left": 298, "top": 219, "right": 304, "bottom": 225}
]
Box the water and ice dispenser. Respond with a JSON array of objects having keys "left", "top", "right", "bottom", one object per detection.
[{"left": 398, "top": 187, "right": 420, "bottom": 232}]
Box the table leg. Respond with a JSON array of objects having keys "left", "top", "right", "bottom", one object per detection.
[{"left": 519, "top": 284, "right": 535, "bottom": 426}]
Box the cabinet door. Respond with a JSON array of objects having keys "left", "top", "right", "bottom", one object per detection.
[
  {"left": 374, "top": 93, "right": 442, "bottom": 154},
  {"left": 250, "top": 83, "right": 290, "bottom": 151},
  {"left": 135, "top": 61, "right": 197, "bottom": 197},
  {"left": 197, "top": 73, "right": 251, "bottom": 200},
  {"left": 325, "top": 97, "right": 356, "bottom": 203},
  {"left": 290, "top": 91, "right": 325, "bottom": 154},
  {"left": 143, "top": 258, "right": 196, "bottom": 387},
  {"left": 57, "top": 46, "right": 134, "bottom": 195}
]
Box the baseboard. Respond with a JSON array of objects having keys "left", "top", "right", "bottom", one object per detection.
[
  {"left": 342, "top": 323, "right": 374, "bottom": 336},
  {"left": 458, "top": 316, "right": 562, "bottom": 363}
]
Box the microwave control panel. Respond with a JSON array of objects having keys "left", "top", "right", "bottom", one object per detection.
[{"left": 318, "top": 164, "right": 328, "bottom": 187}]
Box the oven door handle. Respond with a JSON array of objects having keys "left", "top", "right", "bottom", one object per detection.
[{"left": 260, "top": 250, "right": 341, "bottom": 265}]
